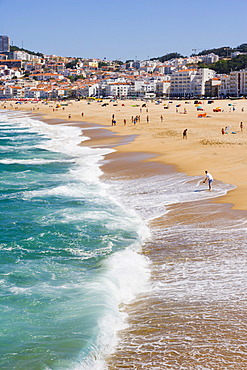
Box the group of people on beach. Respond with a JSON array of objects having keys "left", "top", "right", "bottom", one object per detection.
[
  {"left": 221, "top": 122, "right": 244, "bottom": 135},
  {"left": 112, "top": 115, "right": 150, "bottom": 126}
]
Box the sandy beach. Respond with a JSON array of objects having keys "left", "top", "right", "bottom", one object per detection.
[{"left": 2, "top": 97, "right": 247, "bottom": 210}]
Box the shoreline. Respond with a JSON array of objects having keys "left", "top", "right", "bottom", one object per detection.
[
  {"left": 2, "top": 103, "right": 247, "bottom": 368},
  {"left": 1, "top": 98, "right": 247, "bottom": 210}
]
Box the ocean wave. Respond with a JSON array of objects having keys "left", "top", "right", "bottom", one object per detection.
[
  {"left": 106, "top": 173, "right": 236, "bottom": 222},
  {"left": 0, "top": 111, "right": 152, "bottom": 369},
  {"left": 0, "top": 158, "right": 75, "bottom": 165},
  {"left": 74, "top": 247, "right": 151, "bottom": 370}
]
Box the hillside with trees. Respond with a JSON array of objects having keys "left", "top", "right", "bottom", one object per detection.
[
  {"left": 150, "top": 52, "right": 184, "bottom": 62},
  {"left": 10, "top": 45, "right": 43, "bottom": 57},
  {"left": 194, "top": 43, "right": 247, "bottom": 58},
  {"left": 197, "top": 54, "right": 247, "bottom": 74}
]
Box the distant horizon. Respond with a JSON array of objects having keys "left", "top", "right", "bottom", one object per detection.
[{"left": 1, "top": 0, "right": 247, "bottom": 61}]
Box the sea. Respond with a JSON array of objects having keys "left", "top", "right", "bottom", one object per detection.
[{"left": 1, "top": 110, "right": 247, "bottom": 370}]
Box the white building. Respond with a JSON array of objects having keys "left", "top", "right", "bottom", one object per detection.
[
  {"left": 156, "top": 80, "right": 170, "bottom": 97},
  {"left": 219, "top": 75, "right": 231, "bottom": 97},
  {"left": 229, "top": 69, "right": 247, "bottom": 97},
  {"left": 169, "top": 68, "right": 215, "bottom": 97},
  {"left": 29, "top": 72, "right": 64, "bottom": 81},
  {"left": 231, "top": 51, "right": 247, "bottom": 58},
  {"left": 4, "top": 85, "right": 24, "bottom": 98},
  {"left": 199, "top": 53, "right": 219, "bottom": 64},
  {"left": 105, "top": 82, "right": 133, "bottom": 98}
]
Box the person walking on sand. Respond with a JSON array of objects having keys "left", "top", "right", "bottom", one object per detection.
[
  {"left": 203, "top": 170, "right": 213, "bottom": 190},
  {"left": 183, "top": 129, "right": 188, "bottom": 139},
  {"left": 240, "top": 122, "right": 244, "bottom": 132}
]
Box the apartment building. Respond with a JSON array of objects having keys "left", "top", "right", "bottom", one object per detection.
[
  {"left": 156, "top": 80, "right": 170, "bottom": 97},
  {"left": 199, "top": 53, "right": 219, "bottom": 64},
  {"left": 0, "top": 60, "right": 23, "bottom": 69},
  {"left": 229, "top": 69, "right": 247, "bottom": 97},
  {"left": 105, "top": 82, "right": 133, "bottom": 98},
  {"left": 0, "top": 35, "right": 10, "bottom": 52},
  {"left": 204, "top": 77, "right": 221, "bottom": 97},
  {"left": 29, "top": 73, "right": 64, "bottom": 81},
  {"left": 5, "top": 85, "right": 24, "bottom": 99},
  {"left": 170, "top": 68, "right": 215, "bottom": 97},
  {"left": 219, "top": 75, "right": 230, "bottom": 97}
]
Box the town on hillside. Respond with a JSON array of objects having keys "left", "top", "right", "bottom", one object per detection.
[{"left": 0, "top": 35, "right": 247, "bottom": 100}]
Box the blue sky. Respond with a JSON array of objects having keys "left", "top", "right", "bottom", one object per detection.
[{"left": 1, "top": 0, "right": 247, "bottom": 61}]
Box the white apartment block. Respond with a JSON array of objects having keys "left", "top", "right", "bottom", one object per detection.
[
  {"left": 219, "top": 75, "right": 231, "bottom": 97},
  {"left": 4, "top": 85, "right": 24, "bottom": 98},
  {"left": 105, "top": 83, "right": 133, "bottom": 98},
  {"left": 229, "top": 69, "right": 247, "bottom": 97},
  {"left": 199, "top": 53, "right": 219, "bottom": 64},
  {"left": 156, "top": 81, "right": 170, "bottom": 97},
  {"left": 170, "top": 68, "right": 215, "bottom": 97}
]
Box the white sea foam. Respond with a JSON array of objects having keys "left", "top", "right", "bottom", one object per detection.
[
  {"left": 75, "top": 247, "right": 151, "bottom": 370},
  {"left": 0, "top": 145, "right": 32, "bottom": 151},
  {"left": 105, "top": 172, "right": 235, "bottom": 222},
  {"left": 2, "top": 111, "right": 152, "bottom": 368},
  {"left": 0, "top": 158, "right": 74, "bottom": 165}
]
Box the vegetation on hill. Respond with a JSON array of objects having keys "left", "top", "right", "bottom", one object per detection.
[
  {"left": 151, "top": 52, "right": 184, "bottom": 62},
  {"left": 65, "top": 59, "right": 79, "bottom": 69},
  {"left": 10, "top": 45, "right": 43, "bottom": 57},
  {"left": 197, "top": 54, "right": 247, "bottom": 74},
  {"left": 67, "top": 75, "right": 85, "bottom": 82},
  {"left": 98, "top": 61, "right": 109, "bottom": 68},
  {"left": 194, "top": 43, "right": 247, "bottom": 58}
]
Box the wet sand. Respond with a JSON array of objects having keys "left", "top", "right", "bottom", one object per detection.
[{"left": 107, "top": 199, "right": 247, "bottom": 369}]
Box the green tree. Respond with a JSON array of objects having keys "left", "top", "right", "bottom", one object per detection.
[
  {"left": 151, "top": 52, "right": 184, "bottom": 62},
  {"left": 98, "top": 61, "right": 108, "bottom": 68},
  {"left": 65, "top": 59, "right": 79, "bottom": 69},
  {"left": 10, "top": 45, "right": 43, "bottom": 57},
  {"left": 198, "top": 54, "right": 247, "bottom": 74},
  {"left": 236, "top": 43, "right": 247, "bottom": 53}
]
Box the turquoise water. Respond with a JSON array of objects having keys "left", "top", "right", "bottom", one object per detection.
[{"left": 0, "top": 112, "right": 150, "bottom": 369}]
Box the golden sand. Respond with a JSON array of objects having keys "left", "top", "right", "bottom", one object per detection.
[{"left": 2, "top": 98, "right": 247, "bottom": 210}]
